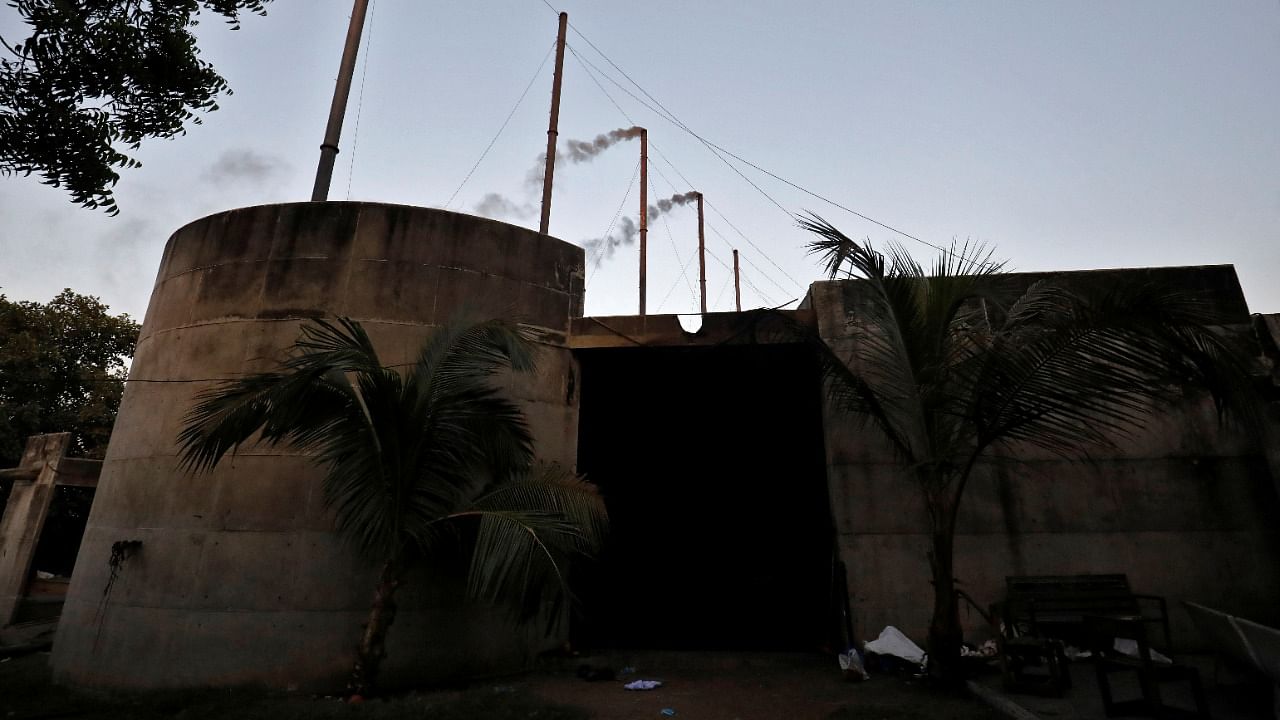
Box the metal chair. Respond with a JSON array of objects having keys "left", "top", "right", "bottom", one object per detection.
[{"left": 1085, "top": 614, "right": 1210, "bottom": 720}]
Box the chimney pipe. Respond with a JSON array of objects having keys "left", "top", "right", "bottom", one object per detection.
[
  {"left": 311, "top": 0, "right": 370, "bottom": 202},
  {"left": 538, "top": 12, "right": 569, "bottom": 235},
  {"left": 697, "top": 192, "right": 707, "bottom": 314},
  {"left": 639, "top": 128, "right": 648, "bottom": 315},
  {"left": 733, "top": 249, "right": 742, "bottom": 312}
]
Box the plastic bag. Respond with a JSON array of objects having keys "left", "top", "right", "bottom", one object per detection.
[
  {"left": 624, "top": 679, "right": 664, "bottom": 690},
  {"left": 864, "top": 626, "right": 926, "bottom": 665},
  {"left": 838, "top": 647, "right": 869, "bottom": 681}
]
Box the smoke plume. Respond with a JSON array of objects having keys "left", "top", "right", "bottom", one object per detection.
[
  {"left": 564, "top": 126, "right": 644, "bottom": 162},
  {"left": 582, "top": 192, "right": 699, "bottom": 264},
  {"left": 527, "top": 126, "right": 645, "bottom": 189},
  {"left": 648, "top": 191, "right": 699, "bottom": 221},
  {"left": 202, "top": 148, "right": 286, "bottom": 188},
  {"left": 473, "top": 192, "right": 534, "bottom": 220},
  {"left": 584, "top": 216, "right": 637, "bottom": 261}
]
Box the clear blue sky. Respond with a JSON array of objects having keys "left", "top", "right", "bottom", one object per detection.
[{"left": 2, "top": 0, "right": 1277, "bottom": 319}]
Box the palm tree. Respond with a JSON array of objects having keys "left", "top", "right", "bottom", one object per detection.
[
  {"left": 798, "top": 214, "right": 1253, "bottom": 684},
  {"left": 177, "top": 316, "right": 607, "bottom": 697}
]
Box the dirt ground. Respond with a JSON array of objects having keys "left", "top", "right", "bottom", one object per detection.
[
  {"left": 520, "top": 651, "right": 1006, "bottom": 720},
  {"left": 0, "top": 649, "right": 1007, "bottom": 720}
]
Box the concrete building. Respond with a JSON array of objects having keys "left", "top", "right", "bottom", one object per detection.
[{"left": 47, "top": 202, "right": 1280, "bottom": 689}]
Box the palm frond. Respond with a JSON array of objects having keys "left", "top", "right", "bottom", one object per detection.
[
  {"left": 398, "top": 317, "right": 538, "bottom": 481},
  {"left": 799, "top": 214, "right": 1011, "bottom": 465},
  {"left": 328, "top": 315, "right": 538, "bottom": 562},
  {"left": 455, "top": 463, "right": 607, "bottom": 626},
  {"left": 800, "top": 217, "right": 1255, "bottom": 488},
  {"left": 177, "top": 364, "right": 365, "bottom": 473},
  {"left": 970, "top": 279, "right": 1257, "bottom": 456},
  {"left": 179, "top": 315, "right": 550, "bottom": 566},
  {"left": 802, "top": 214, "right": 862, "bottom": 281},
  {"left": 471, "top": 463, "right": 609, "bottom": 551},
  {"left": 410, "top": 315, "right": 537, "bottom": 399},
  {"left": 289, "top": 317, "right": 387, "bottom": 377},
  {"left": 412, "top": 387, "right": 535, "bottom": 502}
]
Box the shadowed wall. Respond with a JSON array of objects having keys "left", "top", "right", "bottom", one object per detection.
[{"left": 807, "top": 267, "right": 1280, "bottom": 649}]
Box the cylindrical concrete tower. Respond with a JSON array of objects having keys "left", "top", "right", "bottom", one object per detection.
[{"left": 51, "top": 202, "right": 585, "bottom": 689}]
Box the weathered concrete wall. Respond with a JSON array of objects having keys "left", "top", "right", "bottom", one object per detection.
[
  {"left": 0, "top": 434, "right": 71, "bottom": 626},
  {"left": 809, "top": 268, "right": 1280, "bottom": 651},
  {"left": 51, "top": 202, "right": 584, "bottom": 690}
]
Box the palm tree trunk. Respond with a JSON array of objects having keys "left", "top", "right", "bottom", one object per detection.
[
  {"left": 927, "top": 510, "right": 964, "bottom": 687},
  {"left": 349, "top": 560, "right": 403, "bottom": 698}
]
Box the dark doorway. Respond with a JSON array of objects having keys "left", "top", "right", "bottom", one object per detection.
[
  {"left": 575, "top": 343, "right": 832, "bottom": 650},
  {"left": 30, "top": 485, "right": 95, "bottom": 578}
]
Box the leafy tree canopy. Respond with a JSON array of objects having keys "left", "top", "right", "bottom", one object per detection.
[
  {"left": 0, "top": 289, "right": 139, "bottom": 467},
  {"left": 0, "top": 0, "right": 272, "bottom": 213}
]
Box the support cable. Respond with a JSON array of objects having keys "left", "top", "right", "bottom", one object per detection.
[
  {"left": 567, "top": 42, "right": 799, "bottom": 297},
  {"left": 657, "top": 252, "right": 699, "bottom": 313},
  {"left": 569, "top": 42, "right": 790, "bottom": 303},
  {"left": 649, "top": 146, "right": 803, "bottom": 291},
  {"left": 567, "top": 47, "right": 800, "bottom": 232},
  {"left": 445, "top": 41, "right": 556, "bottom": 209},
  {"left": 566, "top": 36, "right": 802, "bottom": 297},
  {"left": 345, "top": 0, "right": 377, "bottom": 200},
  {"left": 646, "top": 159, "right": 793, "bottom": 306},
  {"left": 651, "top": 175, "right": 699, "bottom": 308},
  {"left": 704, "top": 221, "right": 794, "bottom": 299},
  {"left": 586, "top": 159, "right": 640, "bottom": 287},
  {"left": 713, "top": 271, "right": 733, "bottom": 309},
  {"left": 705, "top": 246, "right": 775, "bottom": 306},
  {"left": 545, "top": 2, "right": 990, "bottom": 272}
]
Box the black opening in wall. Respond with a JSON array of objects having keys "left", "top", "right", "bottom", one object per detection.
[{"left": 575, "top": 342, "right": 833, "bottom": 651}]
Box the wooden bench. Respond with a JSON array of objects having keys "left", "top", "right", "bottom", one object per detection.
[
  {"left": 996, "top": 574, "right": 1171, "bottom": 695},
  {"left": 1003, "top": 574, "right": 1171, "bottom": 646}
]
